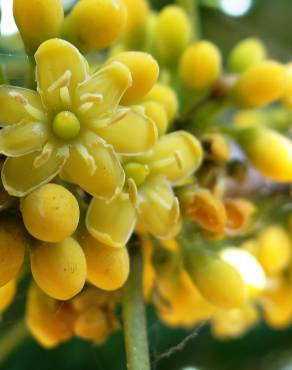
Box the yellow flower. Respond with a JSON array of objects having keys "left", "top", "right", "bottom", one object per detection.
[
  {"left": 0, "top": 39, "right": 157, "bottom": 197},
  {"left": 86, "top": 131, "right": 203, "bottom": 247}
]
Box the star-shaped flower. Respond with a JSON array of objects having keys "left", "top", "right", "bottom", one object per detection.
[
  {"left": 0, "top": 38, "right": 157, "bottom": 198},
  {"left": 86, "top": 131, "right": 203, "bottom": 247}
]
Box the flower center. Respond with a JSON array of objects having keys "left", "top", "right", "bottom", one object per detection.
[
  {"left": 124, "top": 162, "right": 150, "bottom": 187},
  {"left": 52, "top": 111, "right": 81, "bottom": 140}
]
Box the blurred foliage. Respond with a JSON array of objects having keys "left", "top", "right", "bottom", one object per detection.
[{"left": 2, "top": 0, "right": 292, "bottom": 370}]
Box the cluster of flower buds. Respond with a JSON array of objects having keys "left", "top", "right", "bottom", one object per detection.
[{"left": 0, "top": 0, "right": 292, "bottom": 351}]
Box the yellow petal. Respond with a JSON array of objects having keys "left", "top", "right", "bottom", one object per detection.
[
  {"left": 62, "top": 139, "right": 124, "bottom": 199},
  {"left": 0, "top": 121, "right": 49, "bottom": 156},
  {"left": 95, "top": 109, "right": 157, "bottom": 155},
  {"left": 140, "top": 131, "right": 202, "bottom": 183},
  {"left": 86, "top": 193, "right": 136, "bottom": 248},
  {"left": 35, "top": 38, "right": 88, "bottom": 112},
  {"left": 2, "top": 149, "right": 66, "bottom": 196},
  {"left": 76, "top": 61, "right": 132, "bottom": 121},
  {"left": 0, "top": 86, "right": 43, "bottom": 126},
  {"left": 138, "top": 176, "right": 180, "bottom": 239}
]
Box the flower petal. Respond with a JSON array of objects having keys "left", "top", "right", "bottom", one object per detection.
[
  {"left": 2, "top": 149, "right": 66, "bottom": 197},
  {"left": 95, "top": 109, "right": 157, "bottom": 155},
  {"left": 35, "top": 39, "right": 88, "bottom": 112},
  {"left": 76, "top": 61, "right": 132, "bottom": 121},
  {"left": 138, "top": 176, "right": 181, "bottom": 239},
  {"left": 0, "top": 121, "right": 49, "bottom": 157},
  {"left": 62, "top": 139, "right": 124, "bottom": 199},
  {"left": 86, "top": 193, "right": 136, "bottom": 248},
  {"left": 139, "top": 131, "right": 203, "bottom": 183},
  {"left": 0, "top": 86, "right": 43, "bottom": 126}
]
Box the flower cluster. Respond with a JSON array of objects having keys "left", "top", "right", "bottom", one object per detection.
[{"left": 1, "top": 0, "right": 292, "bottom": 354}]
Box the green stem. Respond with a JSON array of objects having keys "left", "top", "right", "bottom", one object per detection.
[
  {"left": 122, "top": 246, "right": 151, "bottom": 370},
  {"left": 25, "top": 55, "right": 36, "bottom": 89},
  {"left": 177, "top": 0, "right": 201, "bottom": 39},
  {"left": 0, "top": 319, "right": 28, "bottom": 365}
]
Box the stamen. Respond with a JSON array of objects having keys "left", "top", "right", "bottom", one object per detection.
[
  {"left": 80, "top": 93, "right": 103, "bottom": 103},
  {"left": 33, "top": 142, "right": 54, "bottom": 168},
  {"left": 127, "top": 178, "right": 138, "bottom": 207},
  {"left": 75, "top": 144, "right": 97, "bottom": 176},
  {"left": 120, "top": 192, "right": 130, "bottom": 201},
  {"left": 48, "top": 70, "right": 72, "bottom": 93},
  {"left": 110, "top": 108, "right": 130, "bottom": 124},
  {"left": 170, "top": 197, "right": 180, "bottom": 222},
  {"left": 9, "top": 91, "right": 45, "bottom": 121},
  {"left": 174, "top": 150, "right": 184, "bottom": 170},
  {"left": 150, "top": 157, "right": 176, "bottom": 171},
  {"left": 60, "top": 86, "right": 71, "bottom": 107},
  {"left": 9, "top": 91, "right": 28, "bottom": 105},
  {"left": 78, "top": 102, "right": 94, "bottom": 115},
  {"left": 147, "top": 189, "right": 171, "bottom": 210}
]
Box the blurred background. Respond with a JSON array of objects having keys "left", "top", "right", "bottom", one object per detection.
[{"left": 1, "top": 0, "right": 292, "bottom": 369}]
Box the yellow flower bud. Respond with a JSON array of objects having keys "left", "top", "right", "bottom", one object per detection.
[
  {"left": 81, "top": 232, "right": 129, "bottom": 291},
  {"left": 261, "top": 279, "right": 292, "bottom": 329},
  {"left": 26, "top": 283, "right": 74, "bottom": 348},
  {"left": 143, "top": 83, "right": 178, "bottom": 121},
  {"left": 155, "top": 5, "right": 192, "bottom": 66},
  {"left": 220, "top": 247, "right": 266, "bottom": 298},
  {"left": 21, "top": 183, "right": 80, "bottom": 243},
  {"left": 228, "top": 38, "right": 266, "bottom": 73},
  {"left": 74, "top": 306, "right": 108, "bottom": 342},
  {"left": 141, "top": 101, "right": 168, "bottom": 136},
  {"left": 62, "top": 0, "right": 127, "bottom": 53},
  {"left": 184, "top": 247, "right": 248, "bottom": 308},
  {"left": 257, "top": 226, "right": 291, "bottom": 276},
  {"left": 237, "top": 127, "right": 292, "bottom": 182},
  {"left": 0, "top": 280, "right": 16, "bottom": 312},
  {"left": 234, "top": 61, "right": 285, "bottom": 107},
  {"left": 179, "top": 41, "right": 222, "bottom": 90},
  {"left": 155, "top": 269, "right": 215, "bottom": 327},
  {"left": 282, "top": 63, "right": 292, "bottom": 109},
  {"left": 108, "top": 52, "right": 159, "bottom": 104},
  {"left": 13, "top": 0, "right": 64, "bottom": 55},
  {"left": 121, "top": 0, "right": 149, "bottom": 34},
  {"left": 0, "top": 216, "right": 26, "bottom": 287},
  {"left": 30, "top": 237, "right": 87, "bottom": 300}
]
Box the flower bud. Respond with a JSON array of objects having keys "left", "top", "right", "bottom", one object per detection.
[
  {"left": 183, "top": 245, "right": 248, "bottom": 308},
  {"left": 13, "top": 0, "right": 64, "bottom": 55},
  {"left": 228, "top": 38, "right": 266, "bottom": 73},
  {"left": 155, "top": 5, "right": 192, "bottom": 66},
  {"left": 257, "top": 226, "right": 291, "bottom": 276},
  {"left": 0, "top": 280, "right": 16, "bottom": 312},
  {"left": 179, "top": 41, "right": 222, "bottom": 90},
  {"left": 62, "top": 0, "right": 127, "bottom": 53},
  {"left": 26, "top": 283, "right": 75, "bottom": 348},
  {"left": 108, "top": 51, "right": 159, "bottom": 104},
  {"left": 234, "top": 61, "right": 285, "bottom": 107},
  {"left": 237, "top": 127, "right": 292, "bottom": 182},
  {"left": 220, "top": 247, "right": 266, "bottom": 298},
  {"left": 142, "top": 83, "right": 178, "bottom": 121},
  {"left": 81, "top": 232, "right": 129, "bottom": 291},
  {"left": 121, "top": 0, "right": 149, "bottom": 35}
]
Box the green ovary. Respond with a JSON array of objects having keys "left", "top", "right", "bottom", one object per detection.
[{"left": 52, "top": 111, "right": 81, "bottom": 140}]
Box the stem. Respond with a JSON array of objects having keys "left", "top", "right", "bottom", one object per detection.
[
  {"left": 122, "top": 246, "right": 151, "bottom": 370},
  {"left": 0, "top": 319, "right": 28, "bottom": 365},
  {"left": 25, "top": 55, "right": 36, "bottom": 89},
  {"left": 177, "top": 0, "right": 201, "bottom": 39}
]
